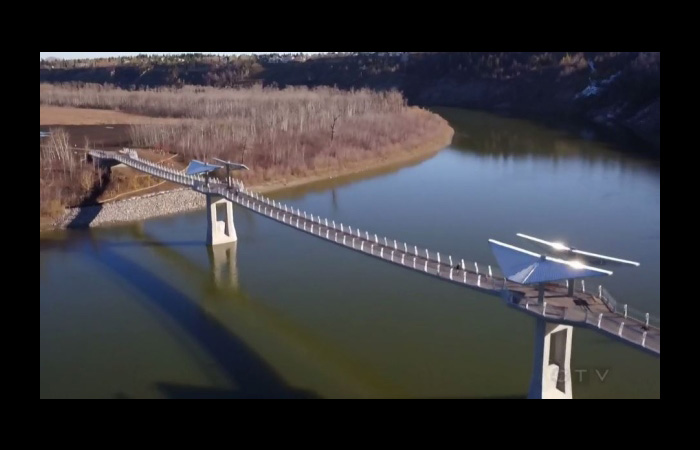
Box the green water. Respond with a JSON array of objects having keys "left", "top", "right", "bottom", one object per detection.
[{"left": 40, "top": 109, "right": 660, "bottom": 399}]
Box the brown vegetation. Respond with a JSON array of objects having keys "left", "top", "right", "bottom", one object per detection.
[
  {"left": 39, "top": 129, "right": 104, "bottom": 223},
  {"left": 40, "top": 83, "right": 405, "bottom": 120},
  {"left": 40, "top": 84, "right": 451, "bottom": 191},
  {"left": 39, "top": 53, "right": 660, "bottom": 150}
]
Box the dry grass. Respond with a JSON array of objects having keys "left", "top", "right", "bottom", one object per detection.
[
  {"left": 40, "top": 84, "right": 454, "bottom": 224},
  {"left": 128, "top": 107, "right": 446, "bottom": 186},
  {"left": 101, "top": 167, "right": 162, "bottom": 198},
  {"left": 40, "top": 128, "right": 104, "bottom": 221},
  {"left": 40, "top": 84, "right": 405, "bottom": 119}
]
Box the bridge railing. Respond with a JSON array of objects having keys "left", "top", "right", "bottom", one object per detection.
[
  {"left": 599, "top": 286, "right": 660, "bottom": 329},
  {"left": 223, "top": 186, "right": 508, "bottom": 291},
  {"left": 541, "top": 279, "right": 661, "bottom": 331},
  {"left": 523, "top": 275, "right": 661, "bottom": 332},
  {"left": 88, "top": 153, "right": 487, "bottom": 283},
  {"left": 518, "top": 300, "right": 569, "bottom": 320},
  {"left": 115, "top": 152, "right": 204, "bottom": 185},
  {"left": 93, "top": 151, "right": 247, "bottom": 189},
  {"left": 544, "top": 278, "right": 593, "bottom": 295},
  {"left": 582, "top": 306, "right": 658, "bottom": 353},
  {"left": 514, "top": 296, "right": 658, "bottom": 353}
]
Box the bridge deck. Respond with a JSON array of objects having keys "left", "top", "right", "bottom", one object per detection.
[{"left": 89, "top": 150, "right": 660, "bottom": 356}]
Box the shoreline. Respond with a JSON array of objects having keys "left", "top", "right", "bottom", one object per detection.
[{"left": 44, "top": 112, "right": 454, "bottom": 231}]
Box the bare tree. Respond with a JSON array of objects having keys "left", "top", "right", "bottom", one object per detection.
[{"left": 330, "top": 113, "right": 341, "bottom": 144}]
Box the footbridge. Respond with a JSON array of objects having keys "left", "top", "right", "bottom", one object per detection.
[{"left": 90, "top": 149, "right": 660, "bottom": 399}]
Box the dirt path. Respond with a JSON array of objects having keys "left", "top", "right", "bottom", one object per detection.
[{"left": 40, "top": 106, "right": 184, "bottom": 126}]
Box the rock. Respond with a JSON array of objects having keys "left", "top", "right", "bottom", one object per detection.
[{"left": 54, "top": 188, "right": 207, "bottom": 229}]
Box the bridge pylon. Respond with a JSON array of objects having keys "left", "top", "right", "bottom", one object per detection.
[
  {"left": 208, "top": 241, "right": 239, "bottom": 290},
  {"left": 206, "top": 194, "right": 237, "bottom": 246},
  {"left": 528, "top": 319, "right": 573, "bottom": 399}
]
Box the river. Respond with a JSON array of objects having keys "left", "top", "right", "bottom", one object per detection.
[{"left": 40, "top": 108, "right": 660, "bottom": 399}]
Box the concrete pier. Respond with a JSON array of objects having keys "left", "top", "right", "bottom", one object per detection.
[
  {"left": 206, "top": 194, "right": 236, "bottom": 246},
  {"left": 528, "top": 319, "right": 573, "bottom": 399}
]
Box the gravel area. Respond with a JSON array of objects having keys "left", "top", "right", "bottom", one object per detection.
[{"left": 54, "top": 188, "right": 207, "bottom": 228}]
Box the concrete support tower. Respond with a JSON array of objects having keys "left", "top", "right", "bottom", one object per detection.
[
  {"left": 206, "top": 194, "right": 237, "bottom": 246},
  {"left": 528, "top": 319, "right": 573, "bottom": 399}
]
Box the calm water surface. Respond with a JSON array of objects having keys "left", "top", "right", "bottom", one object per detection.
[{"left": 40, "top": 109, "right": 660, "bottom": 398}]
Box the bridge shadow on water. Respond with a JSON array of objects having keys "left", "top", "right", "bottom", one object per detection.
[
  {"left": 90, "top": 244, "right": 318, "bottom": 399},
  {"left": 75, "top": 228, "right": 526, "bottom": 400},
  {"left": 99, "top": 239, "right": 204, "bottom": 249}
]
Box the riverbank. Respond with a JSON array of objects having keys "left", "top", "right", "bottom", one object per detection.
[{"left": 46, "top": 112, "right": 454, "bottom": 230}]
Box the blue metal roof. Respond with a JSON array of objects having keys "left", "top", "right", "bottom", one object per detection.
[
  {"left": 186, "top": 160, "right": 223, "bottom": 176},
  {"left": 212, "top": 157, "right": 250, "bottom": 171},
  {"left": 488, "top": 239, "right": 612, "bottom": 284}
]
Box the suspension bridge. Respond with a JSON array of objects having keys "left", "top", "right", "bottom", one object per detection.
[{"left": 89, "top": 149, "right": 660, "bottom": 399}]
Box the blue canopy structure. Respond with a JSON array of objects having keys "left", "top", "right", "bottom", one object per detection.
[
  {"left": 186, "top": 160, "right": 223, "bottom": 176},
  {"left": 488, "top": 239, "right": 612, "bottom": 284},
  {"left": 515, "top": 233, "right": 640, "bottom": 267},
  {"left": 213, "top": 157, "right": 249, "bottom": 171}
]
